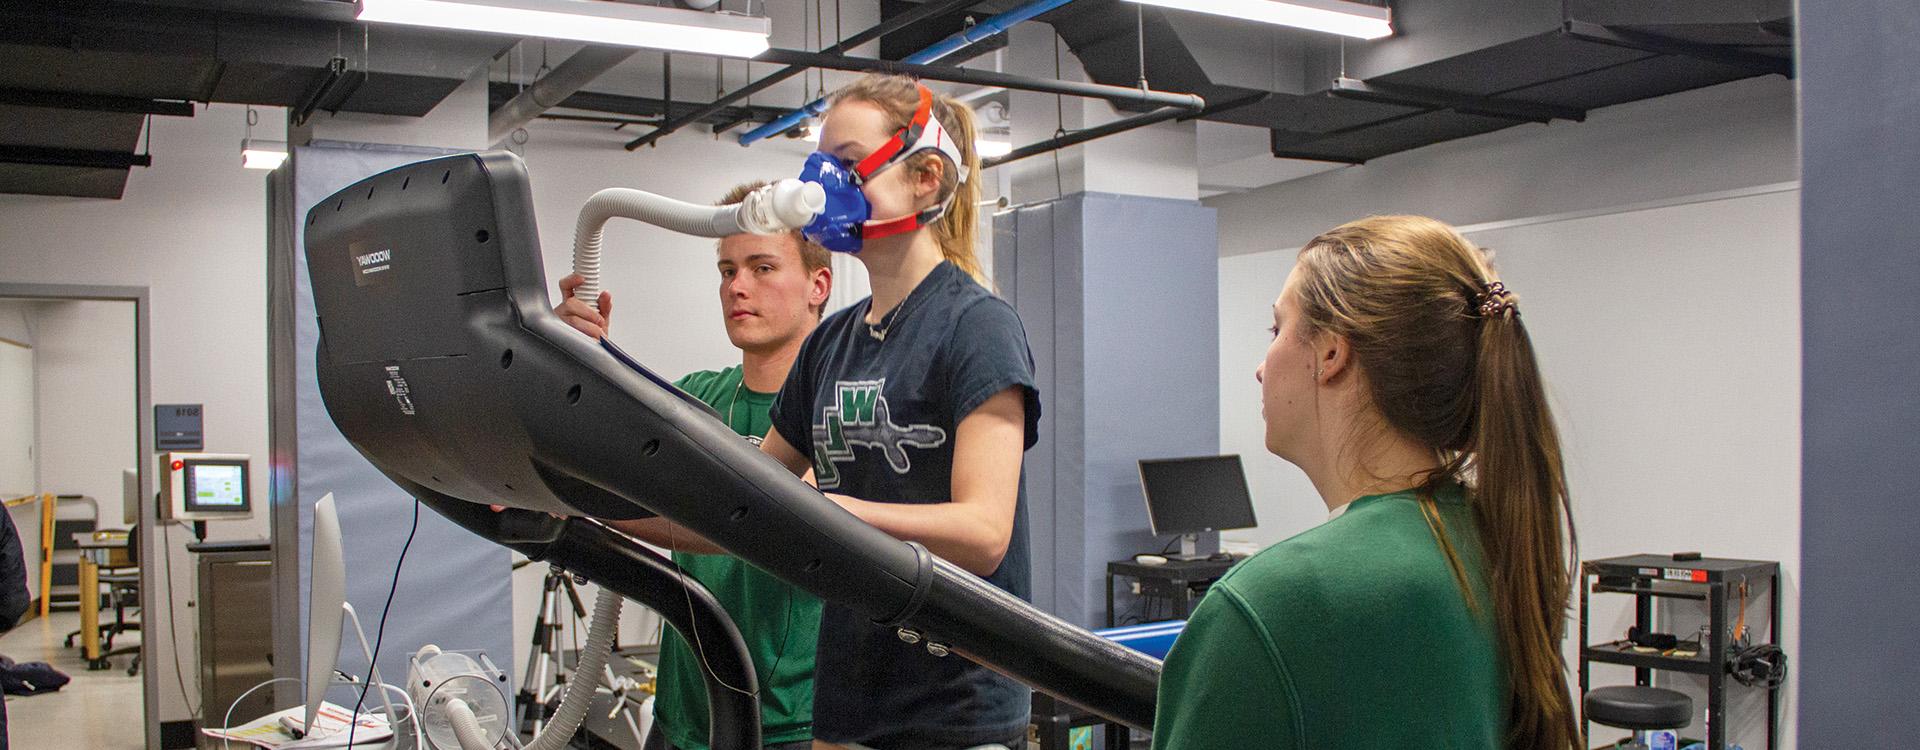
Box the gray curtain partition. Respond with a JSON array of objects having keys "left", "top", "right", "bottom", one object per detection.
[
  {"left": 270, "top": 142, "right": 516, "bottom": 711},
  {"left": 994, "top": 192, "right": 1220, "bottom": 628},
  {"left": 1798, "top": 2, "right": 1920, "bottom": 744}
]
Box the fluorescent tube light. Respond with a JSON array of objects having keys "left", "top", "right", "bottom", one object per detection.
[
  {"left": 241, "top": 138, "right": 289, "bottom": 170},
  {"left": 975, "top": 139, "right": 1013, "bottom": 159},
  {"left": 1122, "top": 0, "right": 1392, "bottom": 39},
  {"left": 357, "top": 0, "right": 772, "bottom": 58}
]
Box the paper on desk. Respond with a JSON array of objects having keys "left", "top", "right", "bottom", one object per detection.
[{"left": 200, "top": 701, "right": 393, "bottom": 748}]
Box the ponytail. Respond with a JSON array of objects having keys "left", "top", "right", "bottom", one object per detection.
[
  {"left": 1292, "top": 216, "right": 1580, "bottom": 750},
  {"left": 930, "top": 97, "right": 986, "bottom": 286},
  {"left": 1466, "top": 307, "right": 1580, "bottom": 750}
]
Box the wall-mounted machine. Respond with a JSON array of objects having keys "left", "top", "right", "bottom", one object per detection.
[{"left": 158, "top": 452, "right": 252, "bottom": 523}]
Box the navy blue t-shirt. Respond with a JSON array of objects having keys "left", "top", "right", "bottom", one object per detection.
[{"left": 771, "top": 260, "right": 1039, "bottom": 748}]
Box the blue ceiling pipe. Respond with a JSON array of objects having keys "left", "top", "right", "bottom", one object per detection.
[{"left": 736, "top": 0, "right": 1077, "bottom": 146}]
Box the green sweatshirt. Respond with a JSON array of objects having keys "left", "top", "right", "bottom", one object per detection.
[
  {"left": 654, "top": 366, "right": 823, "bottom": 750},
  {"left": 1151, "top": 485, "right": 1508, "bottom": 749}
]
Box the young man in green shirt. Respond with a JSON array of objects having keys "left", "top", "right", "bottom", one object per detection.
[{"left": 554, "top": 181, "right": 833, "bottom": 750}]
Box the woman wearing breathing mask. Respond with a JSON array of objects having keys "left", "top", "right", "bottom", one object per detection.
[
  {"left": 758, "top": 73, "right": 1040, "bottom": 750},
  {"left": 1151, "top": 216, "right": 1581, "bottom": 749}
]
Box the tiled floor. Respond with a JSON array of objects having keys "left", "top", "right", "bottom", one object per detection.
[{"left": 2, "top": 610, "right": 145, "bottom": 749}]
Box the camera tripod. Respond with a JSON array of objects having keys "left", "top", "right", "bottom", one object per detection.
[{"left": 515, "top": 562, "right": 649, "bottom": 746}]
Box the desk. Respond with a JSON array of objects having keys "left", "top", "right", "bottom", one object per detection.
[
  {"left": 1105, "top": 557, "right": 1237, "bottom": 628},
  {"left": 71, "top": 531, "right": 128, "bottom": 670}
]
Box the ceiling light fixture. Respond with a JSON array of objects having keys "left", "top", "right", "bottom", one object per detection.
[
  {"left": 1121, "top": 0, "right": 1391, "bottom": 39},
  {"left": 242, "top": 141, "right": 290, "bottom": 170},
  {"left": 975, "top": 139, "right": 1014, "bottom": 159},
  {"left": 241, "top": 106, "right": 289, "bottom": 170},
  {"left": 357, "top": 0, "right": 772, "bottom": 57}
]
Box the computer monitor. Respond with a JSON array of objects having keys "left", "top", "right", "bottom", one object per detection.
[
  {"left": 305, "top": 492, "right": 347, "bottom": 735},
  {"left": 1138, "top": 455, "right": 1258, "bottom": 559},
  {"left": 304, "top": 492, "right": 397, "bottom": 740},
  {"left": 157, "top": 452, "right": 252, "bottom": 522}
]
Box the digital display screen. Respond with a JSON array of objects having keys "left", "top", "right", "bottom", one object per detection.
[
  {"left": 183, "top": 461, "right": 248, "bottom": 512},
  {"left": 1139, "top": 455, "right": 1258, "bottom": 535}
]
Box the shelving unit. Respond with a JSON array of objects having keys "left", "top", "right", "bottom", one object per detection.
[{"left": 1578, "top": 554, "right": 1781, "bottom": 750}]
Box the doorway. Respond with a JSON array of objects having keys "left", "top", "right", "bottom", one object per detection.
[{"left": 0, "top": 285, "right": 155, "bottom": 750}]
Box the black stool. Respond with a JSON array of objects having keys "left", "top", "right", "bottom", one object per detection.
[{"left": 1586, "top": 685, "right": 1692, "bottom": 749}]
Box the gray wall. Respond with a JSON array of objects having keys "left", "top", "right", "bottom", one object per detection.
[
  {"left": 995, "top": 192, "right": 1219, "bottom": 628},
  {"left": 21, "top": 300, "right": 139, "bottom": 527},
  {"left": 1212, "top": 72, "right": 1802, "bottom": 745},
  {"left": 0, "top": 103, "right": 274, "bottom": 729},
  {"left": 1797, "top": 2, "right": 1920, "bottom": 745}
]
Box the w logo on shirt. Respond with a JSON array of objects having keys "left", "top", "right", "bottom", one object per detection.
[{"left": 812, "top": 379, "right": 948, "bottom": 489}]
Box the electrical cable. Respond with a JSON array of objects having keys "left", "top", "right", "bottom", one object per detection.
[
  {"left": 218, "top": 677, "right": 424, "bottom": 750},
  {"left": 220, "top": 677, "right": 303, "bottom": 750},
  {"left": 158, "top": 523, "right": 200, "bottom": 716},
  {"left": 347, "top": 497, "right": 421, "bottom": 747},
  {"left": 666, "top": 520, "right": 759, "bottom": 698}
]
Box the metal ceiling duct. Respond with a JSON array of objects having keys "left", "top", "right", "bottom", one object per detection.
[
  {"left": 0, "top": 0, "right": 513, "bottom": 197},
  {"left": 1048, "top": 0, "right": 1792, "bottom": 162}
]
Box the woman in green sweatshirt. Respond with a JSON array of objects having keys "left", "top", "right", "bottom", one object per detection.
[{"left": 1153, "top": 215, "right": 1580, "bottom": 750}]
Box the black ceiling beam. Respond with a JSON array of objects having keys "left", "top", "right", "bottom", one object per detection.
[
  {"left": 538, "top": 113, "right": 661, "bottom": 127},
  {"left": 707, "top": 115, "right": 754, "bottom": 136},
  {"left": 623, "top": 0, "right": 983, "bottom": 151},
  {"left": 490, "top": 83, "right": 799, "bottom": 129},
  {"left": 982, "top": 105, "right": 1190, "bottom": 169},
  {"left": 0, "top": 145, "right": 151, "bottom": 170},
  {"left": 1267, "top": 145, "right": 1365, "bottom": 164},
  {"left": 1563, "top": 20, "right": 1794, "bottom": 78},
  {"left": 0, "top": 88, "right": 195, "bottom": 117},
  {"left": 1329, "top": 78, "right": 1587, "bottom": 124},
  {"left": 293, "top": 57, "right": 366, "bottom": 126},
  {"left": 750, "top": 48, "right": 1207, "bottom": 111}
]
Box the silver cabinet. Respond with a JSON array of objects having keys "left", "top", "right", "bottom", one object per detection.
[{"left": 194, "top": 546, "right": 274, "bottom": 742}]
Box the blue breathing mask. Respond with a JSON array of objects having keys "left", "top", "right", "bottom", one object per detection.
[
  {"left": 797, "top": 84, "right": 970, "bottom": 254},
  {"left": 798, "top": 151, "right": 871, "bottom": 254}
]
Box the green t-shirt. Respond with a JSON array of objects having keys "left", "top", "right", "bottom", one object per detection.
[
  {"left": 1150, "top": 485, "right": 1507, "bottom": 750},
  {"left": 655, "top": 366, "right": 823, "bottom": 750}
]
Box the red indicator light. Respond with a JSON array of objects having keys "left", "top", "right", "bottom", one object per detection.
[
  {"left": 171, "top": 460, "right": 183, "bottom": 470},
  {"left": 1691, "top": 570, "right": 1707, "bottom": 583}
]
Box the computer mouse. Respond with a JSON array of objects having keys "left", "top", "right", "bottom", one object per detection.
[{"left": 1134, "top": 554, "right": 1169, "bottom": 566}]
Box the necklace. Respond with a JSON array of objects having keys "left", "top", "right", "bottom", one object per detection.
[
  {"left": 726, "top": 379, "right": 744, "bottom": 429},
  {"left": 867, "top": 279, "right": 934, "bottom": 342}
]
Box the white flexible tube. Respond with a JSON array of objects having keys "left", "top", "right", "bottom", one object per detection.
[
  {"left": 375, "top": 681, "right": 428, "bottom": 750},
  {"left": 521, "top": 588, "right": 623, "bottom": 750},
  {"left": 571, "top": 180, "right": 824, "bottom": 305},
  {"left": 446, "top": 698, "right": 494, "bottom": 750}
]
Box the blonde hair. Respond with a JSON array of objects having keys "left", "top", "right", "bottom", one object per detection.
[
  {"left": 829, "top": 74, "right": 987, "bottom": 286},
  {"left": 1292, "top": 215, "right": 1580, "bottom": 750}
]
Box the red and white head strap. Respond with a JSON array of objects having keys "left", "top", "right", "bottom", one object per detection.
[{"left": 851, "top": 83, "right": 970, "bottom": 242}]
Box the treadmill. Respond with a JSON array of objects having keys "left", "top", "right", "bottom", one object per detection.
[{"left": 301, "top": 150, "right": 1161, "bottom": 749}]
